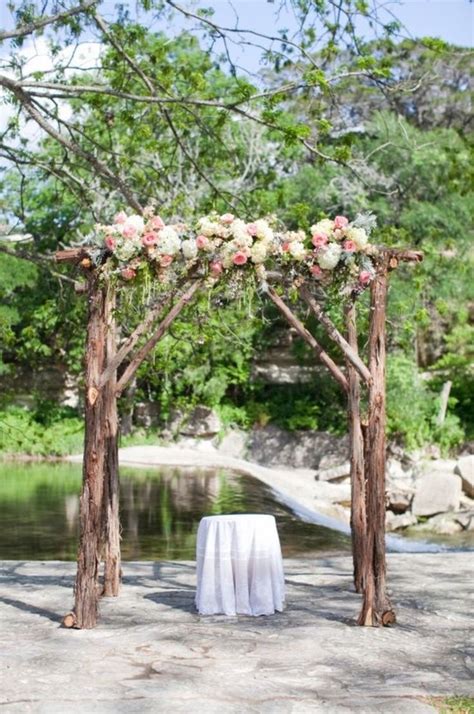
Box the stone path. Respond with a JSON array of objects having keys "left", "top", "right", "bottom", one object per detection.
[{"left": 1, "top": 553, "right": 473, "bottom": 713}]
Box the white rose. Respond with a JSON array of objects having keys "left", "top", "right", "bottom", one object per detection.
[
  {"left": 250, "top": 242, "right": 267, "bottom": 264},
  {"left": 288, "top": 240, "right": 307, "bottom": 261},
  {"left": 254, "top": 219, "right": 274, "bottom": 242},
  {"left": 157, "top": 227, "right": 181, "bottom": 255},
  {"left": 317, "top": 242, "right": 342, "bottom": 270},
  {"left": 181, "top": 239, "right": 198, "bottom": 260},
  {"left": 311, "top": 219, "right": 334, "bottom": 236},
  {"left": 124, "top": 215, "right": 145, "bottom": 233},
  {"left": 345, "top": 227, "right": 368, "bottom": 250}
]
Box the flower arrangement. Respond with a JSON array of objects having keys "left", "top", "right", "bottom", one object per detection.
[{"left": 92, "top": 208, "right": 378, "bottom": 293}]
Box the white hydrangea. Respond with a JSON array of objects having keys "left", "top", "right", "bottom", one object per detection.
[
  {"left": 310, "top": 219, "right": 334, "bottom": 236},
  {"left": 283, "top": 230, "right": 306, "bottom": 243},
  {"left": 123, "top": 215, "right": 145, "bottom": 233},
  {"left": 345, "top": 227, "right": 369, "bottom": 250},
  {"left": 288, "top": 240, "right": 307, "bottom": 261},
  {"left": 250, "top": 242, "right": 267, "bottom": 264},
  {"left": 115, "top": 240, "right": 140, "bottom": 262},
  {"left": 198, "top": 217, "right": 221, "bottom": 237},
  {"left": 317, "top": 242, "right": 342, "bottom": 270},
  {"left": 181, "top": 239, "right": 198, "bottom": 260},
  {"left": 253, "top": 219, "right": 274, "bottom": 243},
  {"left": 157, "top": 227, "right": 181, "bottom": 255}
]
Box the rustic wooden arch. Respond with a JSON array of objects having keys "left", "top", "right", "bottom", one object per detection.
[{"left": 56, "top": 245, "right": 422, "bottom": 630}]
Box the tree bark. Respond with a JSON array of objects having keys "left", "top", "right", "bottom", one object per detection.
[
  {"left": 71, "top": 274, "right": 108, "bottom": 629},
  {"left": 357, "top": 260, "right": 396, "bottom": 627},
  {"left": 102, "top": 285, "right": 121, "bottom": 597},
  {"left": 344, "top": 300, "right": 367, "bottom": 594}
]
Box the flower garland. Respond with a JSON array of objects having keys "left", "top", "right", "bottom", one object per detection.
[{"left": 92, "top": 208, "right": 378, "bottom": 294}]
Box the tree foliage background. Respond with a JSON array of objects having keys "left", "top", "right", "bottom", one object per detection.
[{"left": 0, "top": 0, "right": 472, "bottom": 453}]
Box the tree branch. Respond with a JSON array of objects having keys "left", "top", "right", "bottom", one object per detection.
[{"left": 0, "top": 0, "right": 99, "bottom": 42}]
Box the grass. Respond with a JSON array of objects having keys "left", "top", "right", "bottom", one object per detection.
[{"left": 428, "top": 697, "right": 474, "bottom": 713}]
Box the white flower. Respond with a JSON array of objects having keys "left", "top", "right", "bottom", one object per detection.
[
  {"left": 157, "top": 227, "right": 181, "bottom": 255},
  {"left": 317, "top": 242, "right": 342, "bottom": 270},
  {"left": 198, "top": 217, "right": 221, "bottom": 237},
  {"left": 283, "top": 230, "right": 306, "bottom": 243},
  {"left": 124, "top": 215, "right": 145, "bottom": 233},
  {"left": 250, "top": 242, "right": 267, "bottom": 264},
  {"left": 254, "top": 219, "right": 273, "bottom": 242},
  {"left": 345, "top": 227, "right": 369, "bottom": 250},
  {"left": 311, "top": 219, "right": 334, "bottom": 236},
  {"left": 181, "top": 239, "right": 198, "bottom": 260},
  {"left": 288, "top": 240, "right": 307, "bottom": 261},
  {"left": 115, "top": 240, "right": 140, "bottom": 262}
]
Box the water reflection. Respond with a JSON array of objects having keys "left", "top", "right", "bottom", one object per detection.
[{"left": 0, "top": 462, "right": 350, "bottom": 560}]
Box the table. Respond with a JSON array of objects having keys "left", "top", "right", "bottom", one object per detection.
[{"left": 195, "top": 514, "right": 285, "bottom": 616}]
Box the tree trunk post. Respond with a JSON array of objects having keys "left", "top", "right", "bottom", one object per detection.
[
  {"left": 70, "top": 273, "right": 108, "bottom": 628},
  {"left": 345, "top": 300, "right": 367, "bottom": 594},
  {"left": 357, "top": 259, "right": 396, "bottom": 626},
  {"left": 102, "top": 285, "right": 121, "bottom": 597}
]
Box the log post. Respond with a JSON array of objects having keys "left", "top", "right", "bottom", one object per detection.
[
  {"left": 357, "top": 258, "right": 396, "bottom": 626},
  {"left": 70, "top": 273, "right": 108, "bottom": 629},
  {"left": 102, "top": 285, "right": 121, "bottom": 597},
  {"left": 344, "top": 300, "right": 367, "bottom": 594}
]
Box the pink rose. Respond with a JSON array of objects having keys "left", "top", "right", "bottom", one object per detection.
[
  {"left": 122, "top": 225, "right": 136, "bottom": 239},
  {"left": 196, "top": 235, "right": 209, "bottom": 249},
  {"left": 150, "top": 215, "right": 165, "bottom": 230},
  {"left": 343, "top": 240, "right": 356, "bottom": 252},
  {"left": 142, "top": 232, "right": 158, "bottom": 247},
  {"left": 210, "top": 260, "right": 223, "bottom": 275},
  {"left": 104, "top": 235, "right": 116, "bottom": 251},
  {"left": 121, "top": 267, "right": 136, "bottom": 281},
  {"left": 310, "top": 265, "right": 323, "bottom": 278},
  {"left": 312, "top": 232, "right": 328, "bottom": 248},
  {"left": 232, "top": 251, "right": 248, "bottom": 266},
  {"left": 114, "top": 211, "right": 127, "bottom": 224},
  {"left": 359, "top": 270, "right": 372, "bottom": 286},
  {"left": 334, "top": 215, "right": 349, "bottom": 230},
  {"left": 282, "top": 241, "right": 291, "bottom": 252},
  {"left": 160, "top": 255, "right": 173, "bottom": 267},
  {"left": 246, "top": 223, "right": 258, "bottom": 236},
  {"left": 220, "top": 213, "right": 234, "bottom": 224}
]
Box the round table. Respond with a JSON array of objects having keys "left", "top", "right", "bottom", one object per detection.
[{"left": 195, "top": 514, "right": 285, "bottom": 616}]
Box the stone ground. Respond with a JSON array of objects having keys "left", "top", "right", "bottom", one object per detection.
[{"left": 1, "top": 553, "right": 473, "bottom": 713}]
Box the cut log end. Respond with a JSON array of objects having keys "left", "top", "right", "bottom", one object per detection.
[
  {"left": 381, "top": 610, "right": 396, "bottom": 627},
  {"left": 62, "top": 612, "right": 77, "bottom": 628}
]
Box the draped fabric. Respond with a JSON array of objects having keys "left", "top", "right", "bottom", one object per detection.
[{"left": 195, "top": 514, "right": 285, "bottom": 616}]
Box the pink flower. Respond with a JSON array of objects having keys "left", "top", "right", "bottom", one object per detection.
[
  {"left": 160, "top": 255, "right": 173, "bottom": 267},
  {"left": 122, "top": 225, "right": 136, "bottom": 239},
  {"left": 312, "top": 232, "right": 328, "bottom": 248},
  {"left": 343, "top": 240, "right": 356, "bottom": 252},
  {"left": 210, "top": 260, "right": 223, "bottom": 275},
  {"left": 104, "top": 235, "right": 116, "bottom": 251},
  {"left": 334, "top": 215, "right": 349, "bottom": 230},
  {"left": 114, "top": 211, "right": 127, "bottom": 224},
  {"left": 232, "top": 251, "right": 248, "bottom": 266},
  {"left": 196, "top": 235, "right": 209, "bottom": 249},
  {"left": 221, "top": 213, "right": 234, "bottom": 224},
  {"left": 246, "top": 223, "right": 258, "bottom": 236},
  {"left": 150, "top": 215, "right": 165, "bottom": 230},
  {"left": 359, "top": 270, "right": 372, "bottom": 286},
  {"left": 121, "top": 267, "right": 136, "bottom": 281},
  {"left": 142, "top": 232, "right": 158, "bottom": 247},
  {"left": 310, "top": 265, "right": 323, "bottom": 278},
  {"left": 282, "top": 241, "right": 291, "bottom": 252}
]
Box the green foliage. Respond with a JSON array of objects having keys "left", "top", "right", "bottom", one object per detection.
[{"left": 0, "top": 406, "right": 84, "bottom": 456}]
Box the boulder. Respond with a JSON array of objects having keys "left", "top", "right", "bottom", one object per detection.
[
  {"left": 248, "top": 425, "right": 347, "bottom": 470},
  {"left": 425, "top": 513, "right": 463, "bottom": 535},
  {"left": 216, "top": 429, "right": 248, "bottom": 459},
  {"left": 316, "top": 461, "right": 350, "bottom": 482},
  {"left": 454, "top": 511, "right": 474, "bottom": 531},
  {"left": 313, "top": 481, "right": 351, "bottom": 505},
  {"left": 387, "top": 489, "right": 413, "bottom": 514},
  {"left": 386, "top": 511, "right": 417, "bottom": 531},
  {"left": 412, "top": 472, "right": 462, "bottom": 517},
  {"left": 179, "top": 406, "right": 221, "bottom": 437},
  {"left": 454, "top": 455, "right": 474, "bottom": 498},
  {"left": 134, "top": 401, "right": 160, "bottom": 428}
]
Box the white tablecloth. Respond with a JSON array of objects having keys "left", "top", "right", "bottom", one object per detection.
[{"left": 195, "top": 514, "right": 285, "bottom": 616}]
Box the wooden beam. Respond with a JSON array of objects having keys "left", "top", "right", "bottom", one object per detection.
[
  {"left": 299, "top": 286, "right": 371, "bottom": 385},
  {"left": 115, "top": 279, "right": 202, "bottom": 396},
  {"left": 55, "top": 247, "right": 90, "bottom": 264},
  {"left": 266, "top": 286, "right": 349, "bottom": 393}
]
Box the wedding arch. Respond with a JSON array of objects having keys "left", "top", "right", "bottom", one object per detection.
[{"left": 56, "top": 209, "right": 422, "bottom": 630}]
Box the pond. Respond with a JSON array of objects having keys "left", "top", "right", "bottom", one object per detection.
[{"left": 0, "top": 462, "right": 351, "bottom": 560}]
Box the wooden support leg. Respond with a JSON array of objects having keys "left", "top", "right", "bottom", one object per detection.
[{"left": 357, "top": 261, "right": 396, "bottom": 627}]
